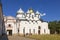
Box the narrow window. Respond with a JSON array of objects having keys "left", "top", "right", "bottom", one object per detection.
[
  {"left": 29, "top": 29, "right": 31, "bottom": 34},
  {"left": 33, "top": 29, "right": 35, "bottom": 34},
  {"left": 38, "top": 26, "right": 41, "bottom": 34},
  {"left": 44, "top": 29, "right": 46, "bottom": 33},
  {"left": 8, "top": 24, "right": 11, "bottom": 27},
  {"left": 38, "top": 30, "right": 40, "bottom": 34},
  {"left": 32, "top": 15, "right": 34, "bottom": 19},
  {"left": 23, "top": 27, "right": 25, "bottom": 34},
  {"left": 38, "top": 26, "right": 41, "bottom": 29}
]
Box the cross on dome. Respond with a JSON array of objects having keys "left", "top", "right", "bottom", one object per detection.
[{"left": 17, "top": 8, "right": 24, "bottom": 13}]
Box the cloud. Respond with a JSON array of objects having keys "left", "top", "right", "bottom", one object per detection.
[{"left": 40, "top": 13, "right": 46, "bottom": 16}]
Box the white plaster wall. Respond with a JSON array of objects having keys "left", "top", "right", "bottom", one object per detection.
[
  {"left": 13, "top": 23, "right": 17, "bottom": 34},
  {"left": 16, "top": 8, "right": 50, "bottom": 35},
  {"left": 17, "top": 14, "right": 22, "bottom": 18},
  {"left": 5, "top": 22, "right": 17, "bottom": 34},
  {"left": 41, "top": 22, "right": 50, "bottom": 34},
  {"left": 19, "top": 21, "right": 39, "bottom": 35}
]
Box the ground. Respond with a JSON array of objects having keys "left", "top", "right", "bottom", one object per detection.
[
  {"left": 1, "top": 34, "right": 60, "bottom": 40},
  {"left": 0, "top": 35, "right": 36, "bottom": 40},
  {"left": 26, "top": 34, "right": 60, "bottom": 40}
]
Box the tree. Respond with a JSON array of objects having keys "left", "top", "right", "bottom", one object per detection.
[{"left": 48, "top": 20, "right": 60, "bottom": 34}]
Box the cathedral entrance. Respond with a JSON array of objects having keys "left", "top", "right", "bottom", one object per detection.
[
  {"left": 7, "top": 30, "right": 12, "bottom": 35},
  {"left": 38, "top": 26, "right": 41, "bottom": 34},
  {"left": 38, "top": 30, "right": 40, "bottom": 34}
]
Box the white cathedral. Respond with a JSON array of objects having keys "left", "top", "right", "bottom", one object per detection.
[{"left": 4, "top": 8, "right": 50, "bottom": 35}]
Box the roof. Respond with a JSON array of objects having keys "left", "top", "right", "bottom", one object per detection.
[
  {"left": 6, "top": 16, "right": 16, "bottom": 20},
  {"left": 17, "top": 8, "right": 24, "bottom": 13},
  {"left": 26, "top": 10, "right": 30, "bottom": 13}
]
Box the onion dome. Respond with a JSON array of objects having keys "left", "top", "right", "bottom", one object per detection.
[
  {"left": 36, "top": 11, "right": 40, "bottom": 14},
  {"left": 17, "top": 8, "right": 24, "bottom": 13}
]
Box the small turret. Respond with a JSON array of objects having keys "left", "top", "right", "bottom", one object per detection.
[
  {"left": 36, "top": 11, "right": 40, "bottom": 18},
  {"left": 28, "top": 8, "right": 35, "bottom": 20},
  {"left": 36, "top": 11, "right": 40, "bottom": 14},
  {"left": 17, "top": 8, "right": 24, "bottom": 14},
  {"left": 27, "top": 10, "right": 30, "bottom": 13},
  {"left": 16, "top": 8, "right": 25, "bottom": 20},
  {"left": 26, "top": 10, "right": 30, "bottom": 17}
]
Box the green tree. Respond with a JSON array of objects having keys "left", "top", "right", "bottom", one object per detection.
[{"left": 48, "top": 21, "right": 60, "bottom": 34}]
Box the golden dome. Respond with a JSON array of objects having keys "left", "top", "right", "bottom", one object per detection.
[{"left": 29, "top": 8, "right": 34, "bottom": 13}]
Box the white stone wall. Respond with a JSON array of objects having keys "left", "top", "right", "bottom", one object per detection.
[
  {"left": 18, "top": 20, "right": 50, "bottom": 35},
  {"left": 4, "top": 16, "right": 17, "bottom": 35},
  {"left": 41, "top": 22, "right": 50, "bottom": 34}
]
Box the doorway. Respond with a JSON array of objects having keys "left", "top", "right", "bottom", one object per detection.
[
  {"left": 38, "top": 30, "right": 40, "bottom": 34},
  {"left": 38, "top": 26, "right": 41, "bottom": 34},
  {"left": 7, "top": 30, "right": 12, "bottom": 35}
]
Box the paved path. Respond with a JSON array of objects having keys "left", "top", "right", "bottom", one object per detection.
[
  {"left": 8, "top": 35, "right": 36, "bottom": 40},
  {"left": 0, "top": 35, "right": 36, "bottom": 40}
]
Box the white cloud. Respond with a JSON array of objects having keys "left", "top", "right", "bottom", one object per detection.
[{"left": 40, "top": 13, "right": 46, "bottom": 16}]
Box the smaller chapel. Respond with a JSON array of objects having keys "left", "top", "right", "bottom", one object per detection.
[{"left": 4, "top": 8, "right": 50, "bottom": 35}]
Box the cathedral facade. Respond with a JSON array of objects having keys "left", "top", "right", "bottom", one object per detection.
[{"left": 4, "top": 8, "right": 50, "bottom": 35}]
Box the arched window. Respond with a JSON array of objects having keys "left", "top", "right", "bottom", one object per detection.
[
  {"left": 29, "top": 29, "right": 31, "bottom": 33},
  {"left": 38, "top": 30, "right": 40, "bottom": 34},
  {"left": 23, "top": 27, "right": 25, "bottom": 34},
  {"left": 38, "top": 26, "right": 41, "bottom": 29},
  {"left": 32, "top": 21, "right": 33, "bottom": 22},
  {"left": 33, "top": 29, "right": 35, "bottom": 34},
  {"left": 29, "top": 29, "right": 32, "bottom": 35},
  {"left": 38, "top": 26, "right": 41, "bottom": 34},
  {"left": 8, "top": 24, "right": 11, "bottom": 27},
  {"left": 32, "top": 15, "right": 34, "bottom": 19},
  {"left": 44, "top": 29, "right": 46, "bottom": 33}
]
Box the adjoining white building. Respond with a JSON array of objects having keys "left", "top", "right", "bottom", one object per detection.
[
  {"left": 4, "top": 16, "right": 17, "bottom": 35},
  {"left": 4, "top": 8, "right": 50, "bottom": 35}
]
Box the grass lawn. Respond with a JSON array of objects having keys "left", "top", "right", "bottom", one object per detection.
[{"left": 26, "top": 34, "right": 60, "bottom": 40}]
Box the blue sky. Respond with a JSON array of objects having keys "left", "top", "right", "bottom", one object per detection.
[{"left": 2, "top": 0, "right": 60, "bottom": 21}]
